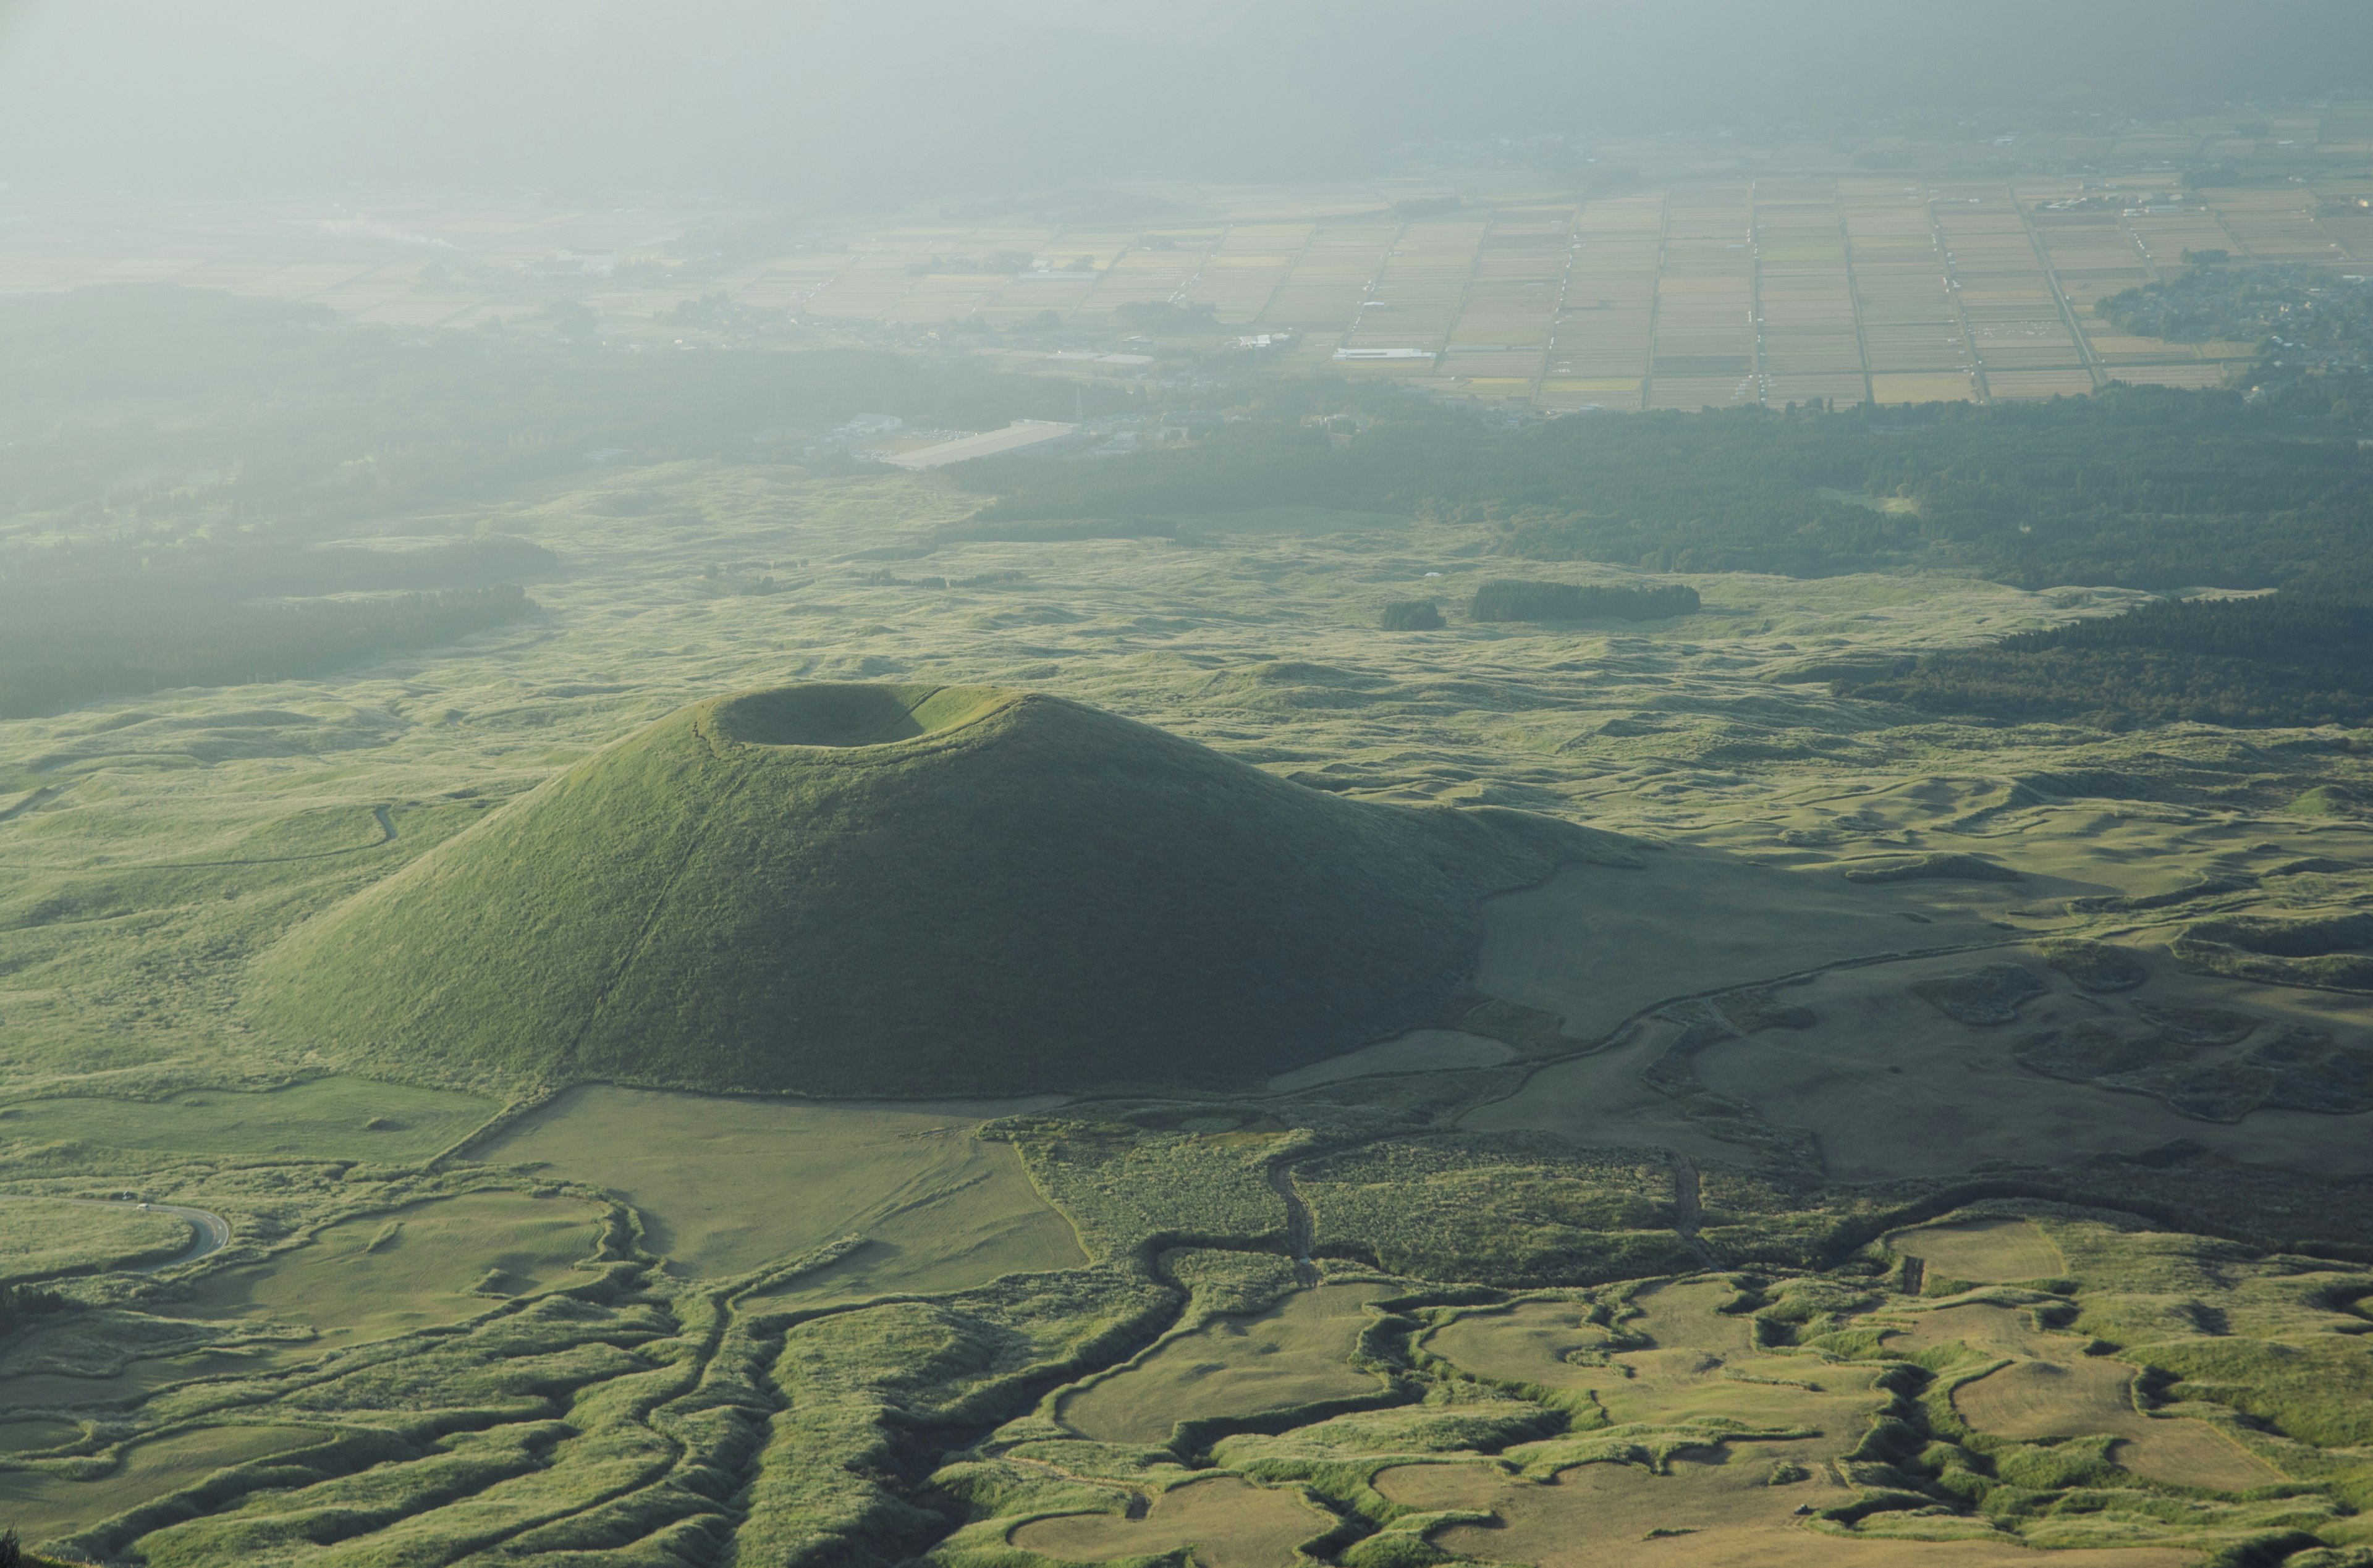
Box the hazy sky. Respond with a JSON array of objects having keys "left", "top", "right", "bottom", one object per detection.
[{"left": 1, "top": 1, "right": 2366, "bottom": 203}]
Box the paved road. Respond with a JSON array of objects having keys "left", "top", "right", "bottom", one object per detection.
[{"left": 2, "top": 1195, "right": 234, "bottom": 1272}]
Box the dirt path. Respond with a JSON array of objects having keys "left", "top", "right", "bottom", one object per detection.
[
  {"left": 2, "top": 1195, "right": 235, "bottom": 1272},
  {"left": 1669, "top": 1151, "right": 1716, "bottom": 1270},
  {"left": 1267, "top": 1164, "right": 1319, "bottom": 1286}
]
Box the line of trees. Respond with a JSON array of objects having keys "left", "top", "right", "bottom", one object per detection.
[
  {"left": 1830, "top": 592, "right": 2373, "bottom": 729},
  {"left": 952, "top": 379, "right": 2373, "bottom": 591}
]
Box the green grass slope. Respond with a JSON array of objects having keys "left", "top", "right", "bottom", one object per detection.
[{"left": 250, "top": 683, "right": 1613, "bottom": 1097}]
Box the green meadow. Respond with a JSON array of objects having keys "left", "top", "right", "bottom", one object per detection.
[{"left": 0, "top": 322, "right": 2368, "bottom": 1566}]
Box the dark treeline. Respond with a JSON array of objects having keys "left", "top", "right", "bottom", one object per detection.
[
  {"left": 1832, "top": 593, "right": 2373, "bottom": 729},
  {"left": 1470, "top": 580, "right": 1701, "bottom": 623},
  {"left": 0, "top": 584, "right": 536, "bottom": 720},
  {"left": 957, "top": 379, "right": 2372, "bottom": 591},
  {"left": 2098, "top": 263, "right": 2372, "bottom": 374},
  {"left": 7, "top": 535, "right": 557, "bottom": 599}
]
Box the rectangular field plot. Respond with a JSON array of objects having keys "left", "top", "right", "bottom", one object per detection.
[
  {"left": 2100, "top": 362, "right": 2231, "bottom": 389},
  {"left": 1986, "top": 369, "right": 2100, "bottom": 398},
  {"left": 1872, "top": 372, "right": 1976, "bottom": 403},
  {"left": 1536, "top": 377, "right": 1641, "bottom": 409}
]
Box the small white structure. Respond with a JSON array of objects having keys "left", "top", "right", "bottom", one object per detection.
[{"left": 1334, "top": 347, "right": 1435, "bottom": 361}]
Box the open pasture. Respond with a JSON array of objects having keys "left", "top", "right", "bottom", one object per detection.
[
  {"left": 1685, "top": 947, "right": 2373, "bottom": 1180},
  {"left": 0, "top": 1077, "right": 497, "bottom": 1165},
  {"left": 1882, "top": 1299, "right": 2282, "bottom": 1492},
  {"left": 484, "top": 1086, "right": 1085, "bottom": 1289},
  {"left": 0, "top": 1191, "right": 598, "bottom": 1413},
  {"left": 1267, "top": 1029, "right": 1516, "bottom": 1092},
  {"left": 1471, "top": 847, "right": 2003, "bottom": 1047},
  {"left": 0, "top": 1199, "right": 192, "bottom": 1283},
  {"left": 1058, "top": 1283, "right": 1389, "bottom": 1444},
  {"left": 1009, "top": 1476, "right": 1334, "bottom": 1568},
  {"left": 1398, "top": 1454, "right": 2193, "bottom": 1568},
  {"left": 0, "top": 1425, "right": 323, "bottom": 1546},
  {"left": 185, "top": 1191, "right": 599, "bottom": 1346},
  {"left": 1423, "top": 1300, "right": 1611, "bottom": 1388},
  {"left": 1955, "top": 1358, "right": 2278, "bottom": 1490},
  {"left": 1887, "top": 1218, "right": 2065, "bottom": 1286},
  {"left": 1425, "top": 1279, "right": 1888, "bottom": 1448}
]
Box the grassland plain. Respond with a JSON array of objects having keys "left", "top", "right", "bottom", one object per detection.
[
  {"left": 1, "top": 450, "right": 2371, "bottom": 1564},
  {"left": 0, "top": 1199, "right": 190, "bottom": 1285},
  {"left": 481, "top": 1085, "right": 1087, "bottom": 1289}
]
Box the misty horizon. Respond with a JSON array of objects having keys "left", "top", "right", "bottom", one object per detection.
[{"left": 1, "top": 0, "right": 2369, "bottom": 208}]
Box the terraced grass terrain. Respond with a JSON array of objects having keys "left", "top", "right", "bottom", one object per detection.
[
  {"left": 0, "top": 1426, "right": 328, "bottom": 1546},
  {"left": 1057, "top": 1283, "right": 1392, "bottom": 1444},
  {"left": 1, "top": 390, "right": 2370, "bottom": 1565},
  {"left": 1008, "top": 1475, "right": 1334, "bottom": 1568}
]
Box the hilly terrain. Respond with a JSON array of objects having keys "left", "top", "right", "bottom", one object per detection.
[{"left": 253, "top": 681, "right": 1618, "bottom": 1097}]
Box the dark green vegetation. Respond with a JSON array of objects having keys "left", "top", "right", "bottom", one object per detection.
[
  {"left": 0, "top": 583, "right": 533, "bottom": 720},
  {"left": 957, "top": 380, "right": 2373, "bottom": 589},
  {"left": 2176, "top": 913, "right": 2373, "bottom": 993},
  {"left": 1376, "top": 598, "right": 1444, "bottom": 631},
  {"left": 1829, "top": 592, "right": 2373, "bottom": 728},
  {"left": 1469, "top": 579, "right": 1699, "bottom": 624},
  {"left": 255, "top": 683, "right": 1617, "bottom": 1097},
  {"left": 2100, "top": 262, "right": 2373, "bottom": 375}
]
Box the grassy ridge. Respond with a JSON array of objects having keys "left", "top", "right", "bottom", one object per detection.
[{"left": 252, "top": 684, "right": 1614, "bottom": 1097}]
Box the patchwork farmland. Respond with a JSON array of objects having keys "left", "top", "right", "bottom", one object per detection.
[{"left": 4, "top": 103, "right": 2367, "bottom": 411}]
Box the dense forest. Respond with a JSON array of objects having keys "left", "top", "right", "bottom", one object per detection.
[
  {"left": 0, "top": 584, "right": 535, "bottom": 720},
  {"left": 1470, "top": 579, "right": 1701, "bottom": 622},
  {"left": 2098, "top": 261, "right": 2372, "bottom": 374},
  {"left": 955, "top": 379, "right": 2372, "bottom": 590},
  {"left": 1828, "top": 592, "right": 2373, "bottom": 729}
]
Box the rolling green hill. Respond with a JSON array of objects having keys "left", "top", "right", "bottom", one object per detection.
[{"left": 251, "top": 683, "right": 1616, "bottom": 1097}]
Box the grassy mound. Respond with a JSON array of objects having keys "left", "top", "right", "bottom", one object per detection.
[{"left": 252, "top": 683, "right": 1610, "bottom": 1097}]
